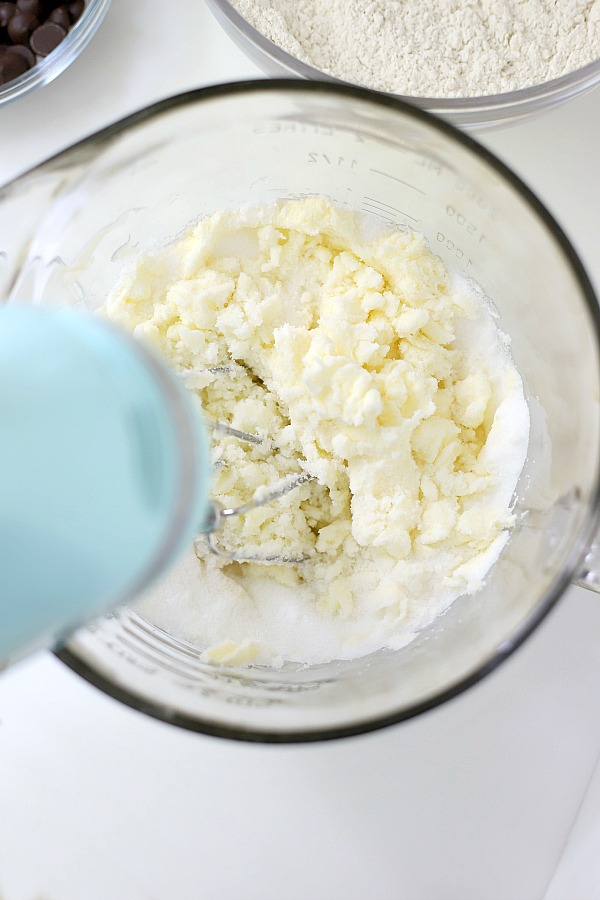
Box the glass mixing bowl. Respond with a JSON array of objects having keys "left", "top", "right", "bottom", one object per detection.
[
  {"left": 0, "top": 0, "right": 111, "bottom": 106},
  {"left": 206, "top": 0, "right": 600, "bottom": 131},
  {"left": 2, "top": 80, "right": 600, "bottom": 742}
]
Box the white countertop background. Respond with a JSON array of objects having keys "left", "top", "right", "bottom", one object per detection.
[{"left": 2, "top": 3, "right": 600, "bottom": 898}]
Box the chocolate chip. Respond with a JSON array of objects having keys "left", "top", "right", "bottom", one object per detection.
[
  {"left": 9, "top": 39, "right": 34, "bottom": 65},
  {"left": 46, "top": 4, "right": 69, "bottom": 29},
  {"left": 67, "top": 0, "right": 83, "bottom": 23},
  {"left": 6, "top": 9, "right": 37, "bottom": 43},
  {"left": 29, "top": 19, "right": 65, "bottom": 55},
  {"left": 0, "top": 2, "right": 15, "bottom": 27},
  {"left": 0, "top": 44, "right": 28, "bottom": 82},
  {"left": 16, "top": 0, "right": 41, "bottom": 15}
]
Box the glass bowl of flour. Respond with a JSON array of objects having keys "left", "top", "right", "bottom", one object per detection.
[
  {"left": 3, "top": 81, "right": 600, "bottom": 741},
  {"left": 207, "top": 0, "right": 600, "bottom": 130}
]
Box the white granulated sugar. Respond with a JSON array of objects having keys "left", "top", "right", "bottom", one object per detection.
[{"left": 231, "top": 0, "right": 600, "bottom": 97}]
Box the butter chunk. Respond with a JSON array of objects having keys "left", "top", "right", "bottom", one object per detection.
[{"left": 454, "top": 372, "right": 492, "bottom": 428}]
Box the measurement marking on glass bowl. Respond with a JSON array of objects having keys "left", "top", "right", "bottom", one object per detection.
[
  {"left": 368, "top": 168, "right": 426, "bottom": 195},
  {"left": 122, "top": 625, "right": 205, "bottom": 671},
  {"left": 116, "top": 632, "right": 213, "bottom": 682},
  {"left": 446, "top": 205, "right": 486, "bottom": 242},
  {"left": 363, "top": 196, "right": 418, "bottom": 223},
  {"left": 307, "top": 152, "right": 358, "bottom": 169},
  {"left": 454, "top": 177, "right": 495, "bottom": 215},
  {"left": 252, "top": 122, "right": 334, "bottom": 136},
  {"left": 436, "top": 232, "right": 472, "bottom": 267},
  {"left": 98, "top": 636, "right": 157, "bottom": 674},
  {"left": 415, "top": 157, "right": 446, "bottom": 176}
]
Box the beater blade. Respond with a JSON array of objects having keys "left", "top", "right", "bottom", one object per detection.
[{"left": 196, "top": 421, "right": 316, "bottom": 564}]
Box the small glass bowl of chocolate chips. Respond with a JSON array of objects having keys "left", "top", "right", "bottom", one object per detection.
[{"left": 0, "top": 0, "right": 110, "bottom": 104}]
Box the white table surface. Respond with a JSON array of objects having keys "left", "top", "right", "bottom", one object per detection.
[{"left": 2, "top": 3, "right": 600, "bottom": 899}]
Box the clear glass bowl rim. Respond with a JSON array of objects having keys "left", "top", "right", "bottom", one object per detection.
[
  {"left": 207, "top": 0, "right": 600, "bottom": 124},
  {"left": 13, "top": 78, "right": 595, "bottom": 742}
]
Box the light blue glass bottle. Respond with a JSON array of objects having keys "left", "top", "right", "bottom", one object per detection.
[{"left": 0, "top": 306, "right": 212, "bottom": 666}]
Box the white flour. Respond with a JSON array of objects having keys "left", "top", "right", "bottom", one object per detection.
[{"left": 230, "top": 0, "right": 600, "bottom": 97}]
